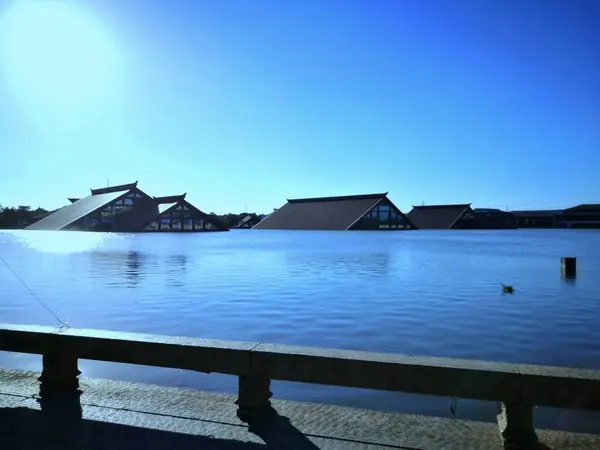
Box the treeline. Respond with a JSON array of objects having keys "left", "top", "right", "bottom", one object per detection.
[
  {"left": 208, "top": 212, "right": 264, "bottom": 229},
  {"left": 0, "top": 204, "right": 264, "bottom": 230},
  {"left": 0, "top": 205, "right": 48, "bottom": 229}
]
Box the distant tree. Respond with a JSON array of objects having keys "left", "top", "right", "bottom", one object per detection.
[{"left": 0, "top": 204, "right": 47, "bottom": 229}]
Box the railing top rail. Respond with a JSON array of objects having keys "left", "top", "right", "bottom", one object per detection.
[
  {"left": 0, "top": 323, "right": 256, "bottom": 375},
  {"left": 1, "top": 323, "right": 599, "bottom": 410}
]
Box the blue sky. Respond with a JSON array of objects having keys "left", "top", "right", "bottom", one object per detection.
[{"left": 0, "top": 0, "right": 598, "bottom": 214}]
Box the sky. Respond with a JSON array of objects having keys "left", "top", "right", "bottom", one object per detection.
[{"left": 0, "top": 0, "right": 598, "bottom": 214}]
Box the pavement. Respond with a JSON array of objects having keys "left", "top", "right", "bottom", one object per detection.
[{"left": 1, "top": 368, "right": 599, "bottom": 449}]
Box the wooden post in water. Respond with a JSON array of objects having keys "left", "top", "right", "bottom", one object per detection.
[{"left": 561, "top": 257, "right": 576, "bottom": 278}]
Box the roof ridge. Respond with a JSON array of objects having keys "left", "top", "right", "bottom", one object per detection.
[
  {"left": 287, "top": 193, "right": 388, "bottom": 204},
  {"left": 91, "top": 181, "right": 138, "bottom": 195}
]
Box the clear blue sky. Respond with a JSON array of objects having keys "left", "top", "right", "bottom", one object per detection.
[{"left": 0, "top": 0, "right": 598, "bottom": 214}]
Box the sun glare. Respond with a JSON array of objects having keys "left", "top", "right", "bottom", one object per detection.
[{"left": 0, "top": 0, "right": 120, "bottom": 106}]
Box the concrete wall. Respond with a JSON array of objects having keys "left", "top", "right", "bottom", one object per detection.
[{"left": 1, "top": 323, "right": 599, "bottom": 411}]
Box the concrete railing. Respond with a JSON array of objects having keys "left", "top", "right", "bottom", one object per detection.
[{"left": 1, "top": 324, "right": 600, "bottom": 448}]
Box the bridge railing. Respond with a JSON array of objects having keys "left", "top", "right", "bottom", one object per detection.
[{"left": 1, "top": 323, "right": 599, "bottom": 447}]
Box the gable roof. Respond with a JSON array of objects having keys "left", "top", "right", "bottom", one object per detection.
[
  {"left": 407, "top": 204, "right": 472, "bottom": 229},
  {"left": 26, "top": 190, "right": 130, "bottom": 231},
  {"left": 253, "top": 193, "right": 388, "bottom": 230},
  {"left": 158, "top": 202, "right": 178, "bottom": 215},
  {"left": 154, "top": 194, "right": 187, "bottom": 215},
  {"left": 154, "top": 194, "right": 187, "bottom": 203}
]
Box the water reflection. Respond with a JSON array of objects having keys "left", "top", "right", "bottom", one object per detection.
[
  {"left": 86, "top": 251, "right": 188, "bottom": 289},
  {"left": 89, "top": 250, "right": 148, "bottom": 289},
  {"left": 2, "top": 229, "right": 600, "bottom": 433},
  {"left": 125, "top": 251, "right": 143, "bottom": 287},
  {"left": 285, "top": 251, "right": 390, "bottom": 277},
  {"left": 165, "top": 254, "right": 187, "bottom": 287}
]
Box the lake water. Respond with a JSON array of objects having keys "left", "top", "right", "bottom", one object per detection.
[{"left": 1, "top": 229, "right": 599, "bottom": 431}]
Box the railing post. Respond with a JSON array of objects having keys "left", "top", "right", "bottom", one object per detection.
[
  {"left": 497, "top": 402, "right": 538, "bottom": 449},
  {"left": 38, "top": 350, "right": 81, "bottom": 394},
  {"left": 236, "top": 374, "right": 272, "bottom": 417}
]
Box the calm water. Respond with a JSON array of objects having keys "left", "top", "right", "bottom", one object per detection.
[{"left": 1, "top": 229, "right": 599, "bottom": 431}]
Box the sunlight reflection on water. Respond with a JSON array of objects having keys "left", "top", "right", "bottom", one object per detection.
[{"left": 11, "top": 230, "right": 121, "bottom": 254}]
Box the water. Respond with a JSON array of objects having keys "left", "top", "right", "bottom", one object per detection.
[{"left": 1, "top": 229, "right": 599, "bottom": 431}]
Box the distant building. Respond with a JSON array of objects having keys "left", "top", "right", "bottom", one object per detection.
[
  {"left": 472, "top": 208, "right": 517, "bottom": 229},
  {"left": 144, "top": 194, "right": 226, "bottom": 232},
  {"left": 560, "top": 204, "right": 600, "bottom": 228},
  {"left": 252, "top": 193, "right": 415, "bottom": 230},
  {"left": 407, "top": 204, "right": 474, "bottom": 229},
  {"left": 407, "top": 204, "right": 516, "bottom": 229},
  {"left": 511, "top": 210, "right": 561, "bottom": 228},
  {"left": 26, "top": 182, "right": 228, "bottom": 233}
]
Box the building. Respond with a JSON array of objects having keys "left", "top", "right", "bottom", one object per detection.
[
  {"left": 511, "top": 204, "right": 600, "bottom": 228},
  {"left": 511, "top": 210, "right": 561, "bottom": 228},
  {"left": 144, "top": 194, "right": 227, "bottom": 232},
  {"left": 252, "top": 193, "right": 415, "bottom": 230},
  {"left": 472, "top": 208, "right": 517, "bottom": 229},
  {"left": 26, "top": 182, "right": 228, "bottom": 233},
  {"left": 406, "top": 204, "right": 475, "bottom": 229},
  {"left": 559, "top": 204, "right": 600, "bottom": 228},
  {"left": 407, "top": 204, "right": 517, "bottom": 230}
]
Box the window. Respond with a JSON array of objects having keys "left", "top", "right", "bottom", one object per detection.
[{"left": 378, "top": 209, "right": 390, "bottom": 220}]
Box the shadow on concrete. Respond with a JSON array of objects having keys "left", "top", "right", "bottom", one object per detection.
[
  {"left": 238, "top": 407, "right": 320, "bottom": 449},
  {"left": 0, "top": 394, "right": 327, "bottom": 450}
]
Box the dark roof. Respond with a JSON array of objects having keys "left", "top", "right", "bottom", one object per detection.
[
  {"left": 511, "top": 210, "right": 562, "bottom": 217},
  {"left": 287, "top": 193, "right": 388, "bottom": 204},
  {"left": 26, "top": 190, "right": 130, "bottom": 231},
  {"left": 473, "top": 208, "right": 501, "bottom": 213},
  {"left": 564, "top": 204, "right": 600, "bottom": 212},
  {"left": 253, "top": 193, "right": 388, "bottom": 230},
  {"left": 67, "top": 198, "right": 80, "bottom": 203},
  {"left": 91, "top": 181, "right": 138, "bottom": 196},
  {"left": 154, "top": 194, "right": 186, "bottom": 203},
  {"left": 154, "top": 194, "right": 187, "bottom": 215},
  {"left": 407, "top": 204, "right": 472, "bottom": 229},
  {"left": 473, "top": 208, "right": 514, "bottom": 216}
]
